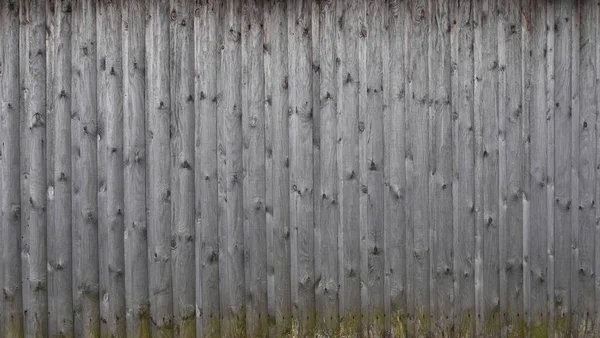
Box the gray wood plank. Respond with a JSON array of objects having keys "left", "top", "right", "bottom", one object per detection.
[
  {"left": 359, "top": 1, "right": 385, "bottom": 336},
  {"left": 528, "top": 0, "right": 550, "bottom": 336},
  {"left": 473, "top": 0, "right": 485, "bottom": 335},
  {"left": 545, "top": 1, "right": 556, "bottom": 335},
  {"left": 20, "top": 1, "right": 48, "bottom": 336},
  {"left": 96, "top": 1, "right": 125, "bottom": 337},
  {"left": 169, "top": 1, "right": 196, "bottom": 336},
  {"left": 218, "top": 0, "right": 246, "bottom": 336},
  {"left": 264, "top": 1, "right": 292, "bottom": 335},
  {"left": 405, "top": 0, "right": 430, "bottom": 335},
  {"left": 241, "top": 1, "right": 268, "bottom": 336},
  {"left": 574, "top": 0, "right": 596, "bottom": 335},
  {"left": 122, "top": 0, "right": 150, "bottom": 336},
  {"left": 287, "top": 0, "right": 315, "bottom": 335},
  {"left": 450, "top": 0, "right": 475, "bottom": 335},
  {"left": 71, "top": 0, "right": 99, "bottom": 336},
  {"left": 315, "top": 0, "right": 339, "bottom": 335},
  {"left": 427, "top": 0, "right": 454, "bottom": 336},
  {"left": 383, "top": 0, "right": 408, "bottom": 335},
  {"left": 553, "top": 0, "right": 573, "bottom": 335},
  {"left": 0, "top": 1, "right": 24, "bottom": 336},
  {"left": 46, "top": 1, "right": 74, "bottom": 336},
  {"left": 195, "top": 0, "right": 221, "bottom": 336},
  {"left": 145, "top": 0, "right": 174, "bottom": 335},
  {"left": 336, "top": 0, "right": 361, "bottom": 335}
]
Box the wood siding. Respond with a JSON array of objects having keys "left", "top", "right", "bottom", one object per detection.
[{"left": 1, "top": 0, "right": 599, "bottom": 336}]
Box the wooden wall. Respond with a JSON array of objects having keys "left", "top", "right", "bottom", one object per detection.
[{"left": 1, "top": 0, "right": 599, "bottom": 337}]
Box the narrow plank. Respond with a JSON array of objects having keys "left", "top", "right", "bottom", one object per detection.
[
  {"left": 499, "top": 0, "right": 525, "bottom": 335},
  {"left": 96, "top": 0, "right": 109, "bottom": 333},
  {"left": 384, "top": 0, "right": 408, "bottom": 335},
  {"left": 477, "top": 0, "right": 502, "bottom": 335},
  {"left": 288, "top": 0, "right": 315, "bottom": 335},
  {"left": 96, "top": 1, "right": 125, "bottom": 336},
  {"left": 0, "top": 1, "right": 24, "bottom": 336},
  {"left": 496, "top": 0, "right": 508, "bottom": 334},
  {"left": 553, "top": 0, "right": 573, "bottom": 335},
  {"left": 315, "top": 0, "right": 339, "bottom": 335},
  {"left": 521, "top": 2, "right": 532, "bottom": 334},
  {"left": 574, "top": 0, "right": 596, "bottom": 335},
  {"left": 122, "top": 0, "right": 150, "bottom": 336},
  {"left": 405, "top": 0, "right": 430, "bottom": 335},
  {"left": 428, "top": 0, "right": 454, "bottom": 335},
  {"left": 45, "top": 1, "right": 74, "bottom": 336},
  {"left": 218, "top": 0, "right": 246, "bottom": 335},
  {"left": 570, "top": 2, "right": 581, "bottom": 336},
  {"left": 336, "top": 0, "right": 361, "bottom": 335},
  {"left": 596, "top": 0, "right": 600, "bottom": 334},
  {"left": 311, "top": 3, "right": 321, "bottom": 335},
  {"left": 528, "top": 0, "right": 550, "bottom": 336},
  {"left": 359, "top": 0, "right": 385, "bottom": 335},
  {"left": 146, "top": 0, "right": 174, "bottom": 335},
  {"left": 473, "top": 0, "right": 484, "bottom": 334},
  {"left": 264, "top": 0, "right": 292, "bottom": 335},
  {"left": 241, "top": 1, "right": 268, "bottom": 336},
  {"left": 20, "top": 1, "right": 48, "bottom": 336},
  {"left": 451, "top": 0, "right": 475, "bottom": 335},
  {"left": 545, "top": 1, "right": 556, "bottom": 334},
  {"left": 71, "top": 0, "right": 99, "bottom": 336},
  {"left": 194, "top": 0, "right": 221, "bottom": 336},
  {"left": 169, "top": 0, "right": 196, "bottom": 336}
]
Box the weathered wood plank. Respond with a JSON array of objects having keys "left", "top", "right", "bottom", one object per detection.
[
  {"left": 427, "top": 0, "right": 454, "bottom": 336},
  {"left": 474, "top": 0, "right": 501, "bottom": 335},
  {"left": 336, "top": 0, "right": 361, "bottom": 335},
  {"left": 20, "top": 1, "right": 48, "bottom": 336},
  {"left": 96, "top": 1, "right": 125, "bottom": 336},
  {"left": 195, "top": 0, "right": 221, "bottom": 336},
  {"left": 383, "top": 0, "right": 408, "bottom": 335},
  {"left": 574, "top": 0, "right": 596, "bottom": 335},
  {"left": 288, "top": 0, "right": 315, "bottom": 335},
  {"left": 528, "top": 0, "right": 550, "bottom": 336},
  {"left": 545, "top": 1, "right": 556, "bottom": 335},
  {"left": 169, "top": 0, "right": 196, "bottom": 336},
  {"left": 218, "top": 0, "right": 246, "bottom": 336},
  {"left": 451, "top": 0, "right": 475, "bottom": 335},
  {"left": 264, "top": 1, "right": 292, "bottom": 335},
  {"left": 553, "top": 0, "right": 573, "bottom": 335},
  {"left": 405, "top": 0, "right": 430, "bottom": 335},
  {"left": 146, "top": 0, "right": 174, "bottom": 335},
  {"left": 0, "top": 1, "right": 24, "bottom": 337},
  {"left": 241, "top": 1, "right": 268, "bottom": 336},
  {"left": 46, "top": 1, "right": 74, "bottom": 336},
  {"left": 359, "top": 1, "right": 385, "bottom": 336},
  {"left": 122, "top": 0, "right": 150, "bottom": 336},
  {"left": 71, "top": 0, "right": 99, "bottom": 336},
  {"left": 314, "top": 0, "right": 338, "bottom": 335}
]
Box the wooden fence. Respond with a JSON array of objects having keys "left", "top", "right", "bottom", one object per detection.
[{"left": 1, "top": 0, "right": 599, "bottom": 337}]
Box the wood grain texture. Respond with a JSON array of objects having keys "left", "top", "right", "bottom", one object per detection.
[
  {"left": 46, "top": 0, "right": 74, "bottom": 337},
  {"left": 264, "top": 0, "right": 292, "bottom": 335},
  {"left": 71, "top": 0, "right": 99, "bottom": 336},
  {"left": 3, "top": 1, "right": 600, "bottom": 336},
  {"left": 146, "top": 0, "right": 174, "bottom": 336},
  {"left": 288, "top": 0, "right": 315, "bottom": 335},
  {"left": 384, "top": 0, "right": 408, "bottom": 335},
  {"left": 122, "top": 0, "right": 151, "bottom": 336},
  {"left": 170, "top": 0, "right": 196, "bottom": 336},
  {"left": 1, "top": 1, "right": 24, "bottom": 337},
  {"left": 195, "top": 0, "right": 221, "bottom": 337},
  {"left": 241, "top": 0, "right": 268, "bottom": 336},
  {"left": 97, "top": 1, "right": 125, "bottom": 336},
  {"left": 20, "top": 1, "right": 48, "bottom": 336}
]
